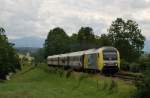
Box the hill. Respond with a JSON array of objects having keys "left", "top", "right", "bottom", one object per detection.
[
  {"left": 9, "top": 36, "right": 44, "bottom": 48},
  {"left": 144, "top": 40, "right": 150, "bottom": 52},
  {"left": 0, "top": 64, "right": 135, "bottom": 98},
  {"left": 15, "top": 47, "right": 40, "bottom": 54}
]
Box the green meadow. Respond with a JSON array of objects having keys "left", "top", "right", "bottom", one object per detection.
[{"left": 0, "top": 64, "right": 135, "bottom": 98}]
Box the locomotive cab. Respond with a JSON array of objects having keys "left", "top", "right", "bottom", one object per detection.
[{"left": 101, "top": 47, "right": 120, "bottom": 74}]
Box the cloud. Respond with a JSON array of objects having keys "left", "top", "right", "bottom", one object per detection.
[{"left": 0, "top": 0, "right": 150, "bottom": 40}]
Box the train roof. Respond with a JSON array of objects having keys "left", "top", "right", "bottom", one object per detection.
[
  {"left": 68, "top": 49, "right": 95, "bottom": 56},
  {"left": 47, "top": 55, "right": 59, "bottom": 59},
  {"left": 47, "top": 47, "right": 118, "bottom": 59}
]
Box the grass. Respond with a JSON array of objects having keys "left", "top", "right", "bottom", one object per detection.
[{"left": 0, "top": 64, "right": 136, "bottom": 98}]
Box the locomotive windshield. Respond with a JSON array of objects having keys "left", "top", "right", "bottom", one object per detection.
[{"left": 103, "top": 49, "right": 117, "bottom": 60}]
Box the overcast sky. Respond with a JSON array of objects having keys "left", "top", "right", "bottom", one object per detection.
[{"left": 0, "top": 0, "right": 150, "bottom": 40}]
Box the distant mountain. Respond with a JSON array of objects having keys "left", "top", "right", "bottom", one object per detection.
[
  {"left": 15, "top": 47, "right": 40, "bottom": 54},
  {"left": 9, "top": 37, "right": 44, "bottom": 48},
  {"left": 144, "top": 40, "right": 150, "bottom": 52}
]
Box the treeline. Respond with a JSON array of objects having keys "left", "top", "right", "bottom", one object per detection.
[
  {"left": 0, "top": 27, "right": 21, "bottom": 79},
  {"left": 44, "top": 27, "right": 106, "bottom": 57},
  {"left": 34, "top": 18, "right": 149, "bottom": 73},
  {"left": 44, "top": 18, "right": 145, "bottom": 63}
]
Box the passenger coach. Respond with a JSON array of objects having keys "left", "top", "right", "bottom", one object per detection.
[{"left": 47, "top": 47, "right": 120, "bottom": 74}]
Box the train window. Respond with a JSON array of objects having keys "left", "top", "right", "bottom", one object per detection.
[
  {"left": 103, "top": 49, "right": 117, "bottom": 53},
  {"left": 103, "top": 52, "right": 117, "bottom": 60},
  {"left": 62, "top": 59, "right": 65, "bottom": 63}
]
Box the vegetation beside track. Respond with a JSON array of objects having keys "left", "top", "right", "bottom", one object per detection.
[{"left": 0, "top": 63, "right": 135, "bottom": 98}]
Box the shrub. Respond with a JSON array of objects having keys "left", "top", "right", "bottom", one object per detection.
[
  {"left": 120, "top": 59, "right": 130, "bottom": 71},
  {"left": 134, "top": 68, "right": 150, "bottom": 98},
  {"left": 129, "top": 63, "right": 140, "bottom": 72}
]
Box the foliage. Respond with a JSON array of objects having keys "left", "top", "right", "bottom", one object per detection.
[
  {"left": 129, "top": 62, "right": 141, "bottom": 73},
  {"left": 121, "top": 54, "right": 150, "bottom": 72},
  {"left": 99, "top": 34, "right": 112, "bottom": 46},
  {"left": 130, "top": 54, "right": 150, "bottom": 72},
  {"left": 44, "top": 27, "right": 70, "bottom": 58},
  {"left": 31, "top": 48, "right": 45, "bottom": 63},
  {"left": 69, "top": 33, "right": 80, "bottom": 52},
  {"left": 0, "top": 27, "right": 21, "bottom": 79},
  {"left": 44, "top": 26, "right": 104, "bottom": 57},
  {"left": 108, "top": 18, "right": 145, "bottom": 62},
  {"left": 134, "top": 67, "right": 150, "bottom": 98},
  {"left": 77, "top": 27, "right": 96, "bottom": 50},
  {"left": 137, "top": 54, "right": 150, "bottom": 70},
  {"left": 120, "top": 59, "right": 130, "bottom": 71}
]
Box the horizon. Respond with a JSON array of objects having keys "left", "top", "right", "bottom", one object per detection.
[{"left": 9, "top": 36, "right": 150, "bottom": 52}]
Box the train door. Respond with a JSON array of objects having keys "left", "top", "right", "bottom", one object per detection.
[
  {"left": 87, "top": 53, "right": 97, "bottom": 69},
  {"left": 81, "top": 55, "right": 84, "bottom": 68}
]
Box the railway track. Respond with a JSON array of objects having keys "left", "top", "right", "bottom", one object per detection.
[
  {"left": 48, "top": 66, "right": 143, "bottom": 82},
  {"left": 112, "top": 71, "right": 143, "bottom": 81}
]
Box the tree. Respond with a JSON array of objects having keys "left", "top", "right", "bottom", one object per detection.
[
  {"left": 99, "top": 34, "right": 111, "bottom": 46},
  {"left": 32, "top": 48, "right": 45, "bottom": 63},
  {"left": 69, "top": 33, "right": 80, "bottom": 52},
  {"left": 44, "top": 27, "right": 70, "bottom": 58},
  {"left": 0, "top": 27, "right": 21, "bottom": 79},
  {"left": 77, "top": 27, "right": 96, "bottom": 50},
  {"left": 0, "top": 27, "right": 5, "bottom": 35},
  {"left": 108, "top": 18, "right": 145, "bottom": 62}
]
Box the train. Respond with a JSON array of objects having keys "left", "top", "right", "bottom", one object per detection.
[{"left": 47, "top": 47, "right": 120, "bottom": 74}]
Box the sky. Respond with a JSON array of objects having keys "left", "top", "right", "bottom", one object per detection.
[{"left": 0, "top": 0, "right": 150, "bottom": 40}]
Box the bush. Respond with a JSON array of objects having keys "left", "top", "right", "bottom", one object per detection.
[
  {"left": 134, "top": 68, "right": 150, "bottom": 98},
  {"left": 121, "top": 54, "right": 150, "bottom": 72},
  {"left": 129, "top": 63, "right": 140, "bottom": 72},
  {"left": 137, "top": 55, "right": 150, "bottom": 71},
  {"left": 120, "top": 59, "right": 130, "bottom": 71}
]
